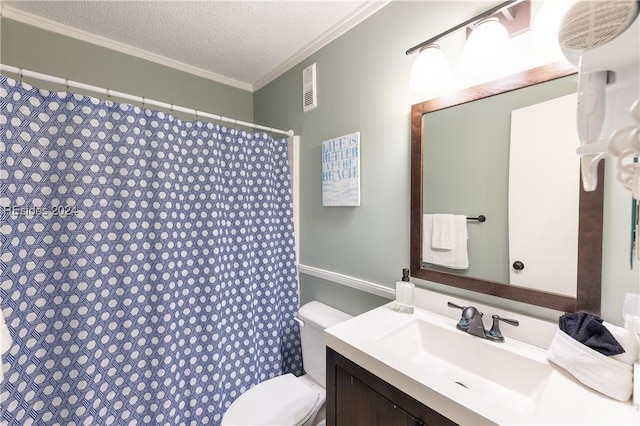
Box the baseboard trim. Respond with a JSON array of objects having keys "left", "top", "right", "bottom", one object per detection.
[{"left": 298, "top": 264, "right": 395, "bottom": 300}]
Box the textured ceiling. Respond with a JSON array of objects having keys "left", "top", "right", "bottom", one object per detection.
[{"left": 2, "top": 0, "right": 388, "bottom": 91}]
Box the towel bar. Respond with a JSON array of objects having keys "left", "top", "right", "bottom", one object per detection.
[{"left": 466, "top": 215, "right": 486, "bottom": 222}]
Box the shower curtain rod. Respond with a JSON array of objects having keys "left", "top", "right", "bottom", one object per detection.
[{"left": 0, "top": 64, "right": 295, "bottom": 137}]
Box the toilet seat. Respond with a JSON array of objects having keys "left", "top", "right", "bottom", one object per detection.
[{"left": 221, "top": 373, "right": 325, "bottom": 426}]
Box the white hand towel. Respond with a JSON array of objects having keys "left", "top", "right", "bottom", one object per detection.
[
  {"left": 0, "top": 309, "right": 12, "bottom": 383},
  {"left": 431, "top": 214, "right": 454, "bottom": 250},
  {"left": 604, "top": 321, "right": 640, "bottom": 365},
  {"left": 547, "top": 328, "right": 633, "bottom": 402},
  {"left": 422, "top": 214, "right": 469, "bottom": 269}
]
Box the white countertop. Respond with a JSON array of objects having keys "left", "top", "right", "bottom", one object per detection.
[{"left": 325, "top": 297, "right": 639, "bottom": 425}]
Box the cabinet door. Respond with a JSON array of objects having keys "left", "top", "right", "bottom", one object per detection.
[
  {"left": 336, "top": 366, "right": 422, "bottom": 426},
  {"left": 327, "top": 348, "right": 458, "bottom": 426}
]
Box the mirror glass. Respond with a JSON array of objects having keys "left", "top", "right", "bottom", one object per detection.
[{"left": 410, "top": 62, "right": 604, "bottom": 313}]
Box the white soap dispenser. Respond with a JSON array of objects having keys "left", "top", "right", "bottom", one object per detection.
[{"left": 392, "top": 268, "right": 415, "bottom": 314}]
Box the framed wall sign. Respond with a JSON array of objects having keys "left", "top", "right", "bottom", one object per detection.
[{"left": 322, "top": 132, "right": 361, "bottom": 206}]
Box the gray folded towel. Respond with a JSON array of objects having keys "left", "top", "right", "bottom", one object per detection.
[{"left": 559, "top": 312, "right": 625, "bottom": 356}]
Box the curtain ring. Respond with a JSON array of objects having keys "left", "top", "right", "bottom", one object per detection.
[
  {"left": 194, "top": 109, "right": 199, "bottom": 120},
  {"left": 19, "top": 68, "right": 23, "bottom": 83},
  {"left": 142, "top": 97, "right": 146, "bottom": 107},
  {"left": 170, "top": 103, "right": 174, "bottom": 113}
]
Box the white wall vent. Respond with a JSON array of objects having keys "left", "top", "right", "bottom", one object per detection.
[{"left": 303, "top": 63, "right": 317, "bottom": 112}]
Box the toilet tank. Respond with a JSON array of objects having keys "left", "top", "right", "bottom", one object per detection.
[{"left": 297, "top": 301, "right": 352, "bottom": 388}]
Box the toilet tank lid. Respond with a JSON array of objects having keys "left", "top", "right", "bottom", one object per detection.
[{"left": 297, "top": 301, "right": 352, "bottom": 329}]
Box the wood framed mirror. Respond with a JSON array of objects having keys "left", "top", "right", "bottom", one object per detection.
[{"left": 410, "top": 62, "right": 604, "bottom": 314}]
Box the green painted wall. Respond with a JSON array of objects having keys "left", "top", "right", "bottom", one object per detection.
[
  {"left": 0, "top": 18, "right": 253, "bottom": 122},
  {"left": 1, "top": 5, "right": 637, "bottom": 324},
  {"left": 254, "top": 1, "right": 639, "bottom": 323}
]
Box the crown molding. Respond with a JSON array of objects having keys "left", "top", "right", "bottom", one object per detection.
[
  {"left": 251, "top": 0, "right": 391, "bottom": 91},
  {"left": 0, "top": 5, "right": 254, "bottom": 92},
  {"left": 1, "top": 1, "right": 391, "bottom": 93}
]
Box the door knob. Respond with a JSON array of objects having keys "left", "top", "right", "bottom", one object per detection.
[{"left": 512, "top": 261, "right": 525, "bottom": 270}]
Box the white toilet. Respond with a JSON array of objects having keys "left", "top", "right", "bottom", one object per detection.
[{"left": 221, "top": 301, "right": 352, "bottom": 426}]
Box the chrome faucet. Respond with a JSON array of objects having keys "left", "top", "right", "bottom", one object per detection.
[{"left": 447, "top": 302, "right": 519, "bottom": 342}]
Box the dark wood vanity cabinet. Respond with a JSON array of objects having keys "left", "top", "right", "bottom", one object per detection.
[{"left": 326, "top": 348, "right": 458, "bottom": 426}]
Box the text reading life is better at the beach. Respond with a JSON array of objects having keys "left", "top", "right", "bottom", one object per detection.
[{"left": 322, "top": 132, "right": 360, "bottom": 206}]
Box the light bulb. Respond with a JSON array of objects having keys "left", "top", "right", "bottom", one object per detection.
[
  {"left": 409, "top": 44, "right": 452, "bottom": 93},
  {"left": 532, "top": 0, "right": 579, "bottom": 58},
  {"left": 461, "top": 18, "right": 511, "bottom": 75}
]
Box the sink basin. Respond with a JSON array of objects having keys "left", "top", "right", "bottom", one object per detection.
[{"left": 374, "top": 318, "right": 552, "bottom": 415}]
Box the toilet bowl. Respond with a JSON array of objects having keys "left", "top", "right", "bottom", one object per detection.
[{"left": 221, "top": 301, "right": 352, "bottom": 426}]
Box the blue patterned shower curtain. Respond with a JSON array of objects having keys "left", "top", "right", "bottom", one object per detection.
[{"left": 0, "top": 76, "right": 302, "bottom": 425}]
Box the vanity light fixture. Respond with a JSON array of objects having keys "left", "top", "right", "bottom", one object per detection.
[
  {"left": 409, "top": 44, "right": 452, "bottom": 93},
  {"left": 407, "top": 0, "right": 531, "bottom": 92},
  {"left": 531, "top": 0, "right": 579, "bottom": 56},
  {"left": 461, "top": 18, "right": 512, "bottom": 75}
]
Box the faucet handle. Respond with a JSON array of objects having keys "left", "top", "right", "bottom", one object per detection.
[
  {"left": 486, "top": 315, "right": 519, "bottom": 342},
  {"left": 447, "top": 302, "right": 479, "bottom": 331},
  {"left": 448, "top": 302, "right": 481, "bottom": 319},
  {"left": 447, "top": 301, "right": 465, "bottom": 310},
  {"left": 447, "top": 301, "right": 468, "bottom": 330}
]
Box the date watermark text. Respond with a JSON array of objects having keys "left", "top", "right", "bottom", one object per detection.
[{"left": 2, "top": 205, "right": 81, "bottom": 218}]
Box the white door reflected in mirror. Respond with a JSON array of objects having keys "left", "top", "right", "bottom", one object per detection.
[{"left": 508, "top": 93, "right": 580, "bottom": 296}]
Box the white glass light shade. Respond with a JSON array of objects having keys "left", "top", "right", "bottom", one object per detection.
[
  {"left": 461, "top": 18, "right": 511, "bottom": 75},
  {"left": 409, "top": 45, "right": 451, "bottom": 93},
  {"left": 532, "top": 0, "right": 578, "bottom": 56}
]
